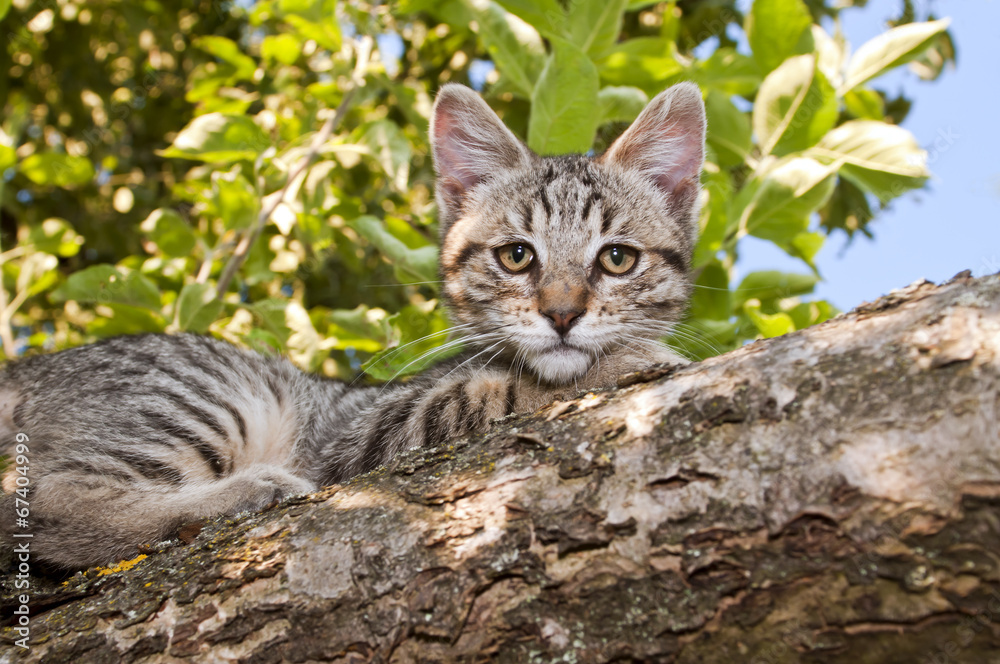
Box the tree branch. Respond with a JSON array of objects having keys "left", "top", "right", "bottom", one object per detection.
[{"left": 3, "top": 272, "right": 1000, "bottom": 662}]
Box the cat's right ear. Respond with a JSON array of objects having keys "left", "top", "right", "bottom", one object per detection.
[
  {"left": 600, "top": 82, "right": 706, "bottom": 229},
  {"left": 431, "top": 84, "right": 532, "bottom": 230}
]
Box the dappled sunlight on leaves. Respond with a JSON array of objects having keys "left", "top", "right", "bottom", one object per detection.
[{"left": 0, "top": 0, "right": 955, "bottom": 365}]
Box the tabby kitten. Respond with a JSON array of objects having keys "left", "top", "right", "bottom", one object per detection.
[{"left": 1, "top": 82, "right": 706, "bottom": 570}]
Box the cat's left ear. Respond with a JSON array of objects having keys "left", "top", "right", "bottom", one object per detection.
[
  {"left": 600, "top": 82, "right": 706, "bottom": 225},
  {"left": 431, "top": 84, "right": 533, "bottom": 233}
]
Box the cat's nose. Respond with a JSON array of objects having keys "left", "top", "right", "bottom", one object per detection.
[{"left": 541, "top": 308, "right": 584, "bottom": 336}]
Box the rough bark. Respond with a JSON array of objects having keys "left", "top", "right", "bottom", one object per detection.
[{"left": 2, "top": 271, "right": 1000, "bottom": 663}]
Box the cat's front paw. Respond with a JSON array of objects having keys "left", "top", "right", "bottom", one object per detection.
[
  {"left": 577, "top": 347, "right": 686, "bottom": 391},
  {"left": 224, "top": 467, "right": 317, "bottom": 514}
]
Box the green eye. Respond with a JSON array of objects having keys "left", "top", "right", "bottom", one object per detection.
[
  {"left": 496, "top": 243, "right": 535, "bottom": 273},
  {"left": 598, "top": 245, "right": 638, "bottom": 275}
]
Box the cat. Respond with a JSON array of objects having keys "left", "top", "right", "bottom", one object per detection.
[{"left": 0, "top": 82, "right": 706, "bottom": 570}]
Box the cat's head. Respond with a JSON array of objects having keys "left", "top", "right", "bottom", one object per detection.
[{"left": 430, "top": 82, "right": 706, "bottom": 385}]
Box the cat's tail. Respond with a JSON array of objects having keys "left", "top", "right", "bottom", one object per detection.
[{"left": 2, "top": 463, "right": 316, "bottom": 570}]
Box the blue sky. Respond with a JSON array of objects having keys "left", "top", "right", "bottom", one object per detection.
[{"left": 737, "top": 0, "right": 1000, "bottom": 310}]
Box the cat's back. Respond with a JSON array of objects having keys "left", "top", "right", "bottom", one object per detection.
[{"left": 1, "top": 334, "right": 325, "bottom": 480}]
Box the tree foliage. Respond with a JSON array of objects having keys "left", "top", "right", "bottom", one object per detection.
[{"left": 0, "top": 0, "right": 955, "bottom": 375}]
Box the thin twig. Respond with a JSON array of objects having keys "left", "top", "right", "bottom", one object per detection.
[
  {"left": 215, "top": 35, "right": 373, "bottom": 299},
  {"left": 0, "top": 246, "right": 26, "bottom": 263},
  {"left": 2, "top": 289, "right": 29, "bottom": 328},
  {"left": 0, "top": 172, "right": 16, "bottom": 358},
  {"left": 0, "top": 230, "right": 15, "bottom": 359}
]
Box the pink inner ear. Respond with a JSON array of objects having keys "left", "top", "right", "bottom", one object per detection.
[
  {"left": 602, "top": 84, "right": 706, "bottom": 200},
  {"left": 653, "top": 131, "right": 704, "bottom": 197},
  {"left": 431, "top": 85, "right": 532, "bottom": 202},
  {"left": 433, "top": 130, "right": 481, "bottom": 193},
  {"left": 630, "top": 120, "right": 703, "bottom": 198},
  {"left": 432, "top": 107, "right": 475, "bottom": 192}
]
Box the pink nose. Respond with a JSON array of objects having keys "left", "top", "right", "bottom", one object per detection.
[{"left": 542, "top": 308, "right": 584, "bottom": 335}]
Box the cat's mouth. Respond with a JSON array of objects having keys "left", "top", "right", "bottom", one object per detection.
[{"left": 526, "top": 342, "right": 593, "bottom": 385}]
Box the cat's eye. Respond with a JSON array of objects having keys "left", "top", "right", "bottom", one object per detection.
[
  {"left": 496, "top": 243, "right": 535, "bottom": 273},
  {"left": 597, "top": 245, "right": 638, "bottom": 275}
]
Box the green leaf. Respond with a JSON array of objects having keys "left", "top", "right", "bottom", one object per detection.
[
  {"left": 786, "top": 299, "right": 837, "bottom": 330},
  {"left": 323, "top": 326, "right": 383, "bottom": 354},
  {"left": 688, "top": 261, "right": 730, "bottom": 321},
  {"left": 318, "top": 307, "right": 385, "bottom": 354},
  {"left": 493, "top": 0, "right": 565, "bottom": 39},
  {"left": 528, "top": 39, "right": 600, "bottom": 155},
  {"left": 821, "top": 177, "right": 874, "bottom": 236},
  {"left": 753, "top": 54, "right": 837, "bottom": 157},
  {"left": 193, "top": 36, "right": 257, "bottom": 82},
  {"left": 744, "top": 299, "right": 795, "bottom": 338},
  {"left": 186, "top": 64, "right": 232, "bottom": 104},
  {"left": 843, "top": 88, "right": 885, "bottom": 120},
  {"left": 25, "top": 268, "right": 59, "bottom": 299},
  {"left": 567, "top": 0, "right": 627, "bottom": 56},
  {"left": 735, "top": 158, "right": 837, "bottom": 244},
  {"left": 348, "top": 215, "right": 439, "bottom": 283},
  {"left": 140, "top": 208, "right": 198, "bottom": 257},
  {"left": 705, "top": 90, "right": 751, "bottom": 167},
  {"left": 212, "top": 170, "right": 258, "bottom": 230},
  {"left": 735, "top": 271, "right": 819, "bottom": 308},
  {"left": 326, "top": 305, "right": 389, "bottom": 352},
  {"left": 0, "top": 0, "right": 11, "bottom": 21},
  {"left": 840, "top": 18, "right": 951, "bottom": 94},
  {"left": 0, "top": 145, "right": 15, "bottom": 172},
  {"left": 789, "top": 231, "right": 824, "bottom": 267},
  {"left": 52, "top": 265, "right": 162, "bottom": 311},
  {"left": 362, "top": 304, "right": 459, "bottom": 380},
  {"left": 243, "top": 328, "right": 286, "bottom": 355},
  {"left": 301, "top": 160, "right": 340, "bottom": 215},
  {"left": 17, "top": 252, "right": 59, "bottom": 297},
  {"left": 175, "top": 283, "right": 223, "bottom": 332},
  {"left": 597, "top": 38, "right": 683, "bottom": 89},
  {"left": 277, "top": 0, "right": 341, "bottom": 51},
  {"left": 667, "top": 318, "right": 737, "bottom": 361},
  {"left": 810, "top": 120, "right": 928, "bottom": 203},
  {"left": 359, "top": 120, "right": 412, "bottom": 191},
  {"left": 243, "top": 229, "right": 277, "bottom": 285},
  {"left": 693, "top": 169, "right": 732, "bottom": 268},
  {"left": 910, "top": 30, "right": 956, "bottom": 82},
  {"left": 296, "top": 212, "right": 332, "bottom": 247},
  {"left": 19, "top": 153, "right": 94, "bottom": 187},
  {"left": 597, "top": 86, "right": 648, "bottom": 125},
  {"left": 286, "top": 301, "right": 321, "bottom": 370},
  {"left": 745, "top": 0, "right": 814, "bottom": 75},
  {"left": 261, "top": 34, "right": 303, "bottom": 65},
  {"left": 385, "top": 216, "right": 434, "bottom": 250},
  {"left": 28, "top": 218, "right": 83, "bottom": 257},
  {"left": 812, "top": 24, "right": 845, "bottom": 89},
  {"left": 244, "top": 297, "right": 292, "bottom": 345},
  {"left": 160, "top": 113, "right": 270, "bottom": 163},
  {"left": 87, "top": 303, "right": 167, "bottom": 337},
  {"left": 689, "top": 48, "right": 761, "bottom": 97},
  {"left": 461, "top": 0, "right": 545, "bottom": 98}
]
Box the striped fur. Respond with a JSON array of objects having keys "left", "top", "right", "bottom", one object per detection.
[{"left": 0, "top": 83, "right": 705, "bottom": 569}]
